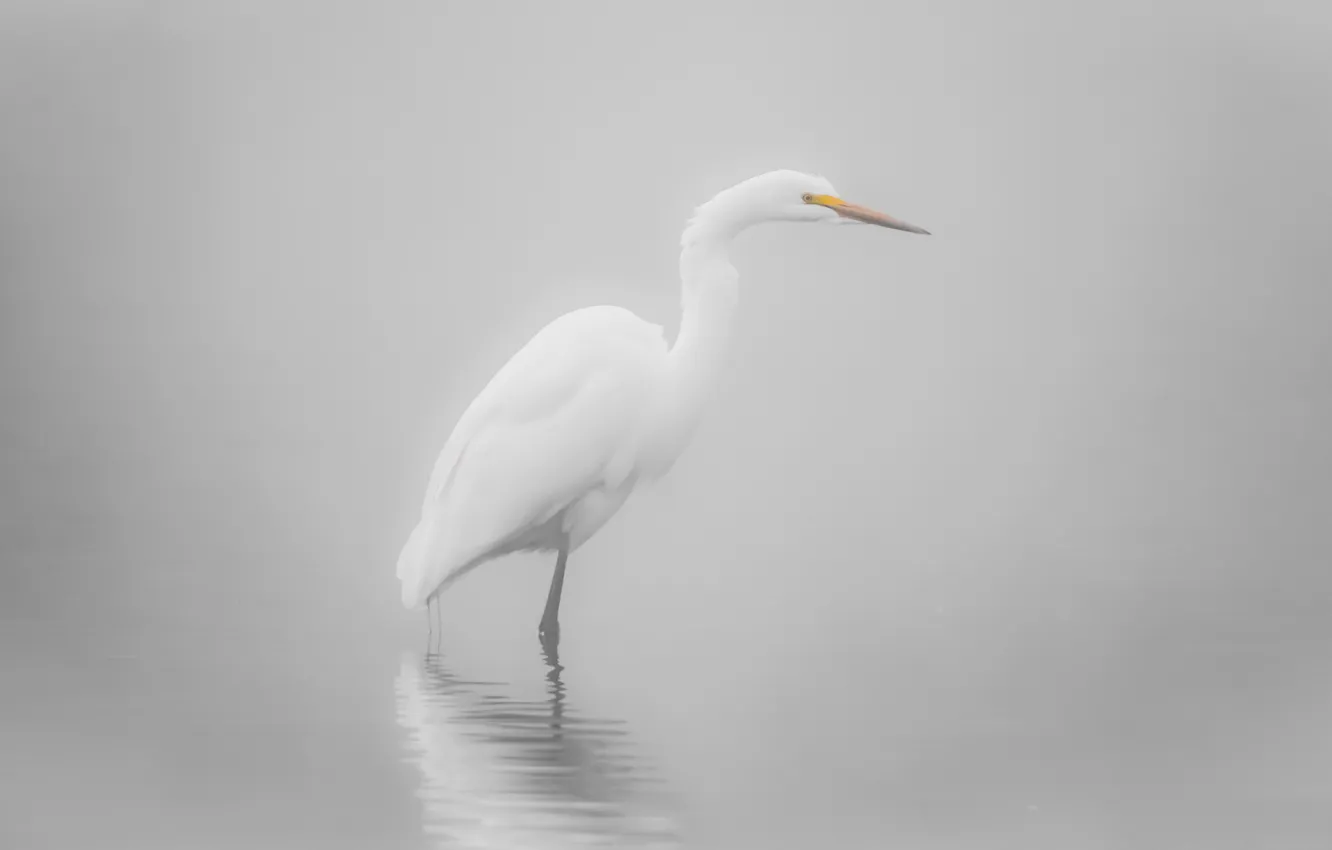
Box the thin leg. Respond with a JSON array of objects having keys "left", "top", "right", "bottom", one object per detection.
[
  {"left": 425, "top": 597, "right": 434, "bottom": 655},
  {"left": 538, "top": 547, "right": 569, "bottom": 647}
]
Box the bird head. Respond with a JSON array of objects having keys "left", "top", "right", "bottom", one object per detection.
[{"left": 688, "top": 169, "right": 930, "bottom": 239}]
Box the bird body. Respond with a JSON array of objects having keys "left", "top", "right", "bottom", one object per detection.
[
  {"left": 397, "top": 306, "right": 680, "bottom": 609},
  {"left": 396, "top": 170, "right": 929, "bottom": 633}
]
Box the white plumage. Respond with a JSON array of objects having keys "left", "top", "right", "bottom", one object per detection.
[
  {"left": 398, "top": 307, "right": 669, "bottom": 608},
  {"left": 396, "top": 169, "right": 929, "bottom": 636}
]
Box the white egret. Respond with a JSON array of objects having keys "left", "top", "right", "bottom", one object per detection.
[{"left": 397, "top": 169, "right": 929, "bottom": 645}]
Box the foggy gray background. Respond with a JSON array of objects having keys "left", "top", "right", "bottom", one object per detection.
[{"left": 3, "top": 1, "right": 1332, "bottom": 848}]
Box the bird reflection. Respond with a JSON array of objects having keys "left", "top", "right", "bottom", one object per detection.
[{"left": 395, "top": 642, "right": 679, "bottom": 849}]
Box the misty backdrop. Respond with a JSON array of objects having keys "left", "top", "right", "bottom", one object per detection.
[{"left": 3, "top": 2, "right": 1331, "bottom": 849}]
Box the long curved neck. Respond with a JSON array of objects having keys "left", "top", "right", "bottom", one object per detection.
[
  {"left": 635, "top": 189, "right": 768, "bottom": 479},
  {"left": 668, "top": 216, "right": 740, "bottom": 416}
]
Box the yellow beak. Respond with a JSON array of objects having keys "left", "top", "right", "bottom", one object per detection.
[{"left": 805, "top": 193, "right": 930, "bottom": 235}]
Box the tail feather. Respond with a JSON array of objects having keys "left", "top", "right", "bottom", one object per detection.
[
  {"left": 397, "top": 516, "right": 492, "bottom": 609},
  {"left": 397, "top": 518, "right": 444, "bottom": 609}
]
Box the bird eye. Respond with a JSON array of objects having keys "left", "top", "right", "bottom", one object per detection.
[{"left": 801, "top": 193, "right": 813, "bottom": 203}]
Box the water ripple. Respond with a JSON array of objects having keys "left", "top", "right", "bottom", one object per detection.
[{"left": 395, "top": 644, "right": 681, "bottom": 849}]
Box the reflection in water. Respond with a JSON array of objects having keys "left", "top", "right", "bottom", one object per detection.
[{"left": 395, "top": 644, "right": 680, "bottom": 849}]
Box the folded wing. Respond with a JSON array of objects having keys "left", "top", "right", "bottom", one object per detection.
[{"left": 398, "top": 306, "right": 667, "bottom": 608}]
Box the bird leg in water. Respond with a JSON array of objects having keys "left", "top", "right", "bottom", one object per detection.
[
  {"left": 424, "top": 595, "right": 445, "bottom": 654},
  {"left": 538, "top": 547, "right": 569, "bottom": 646}
]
